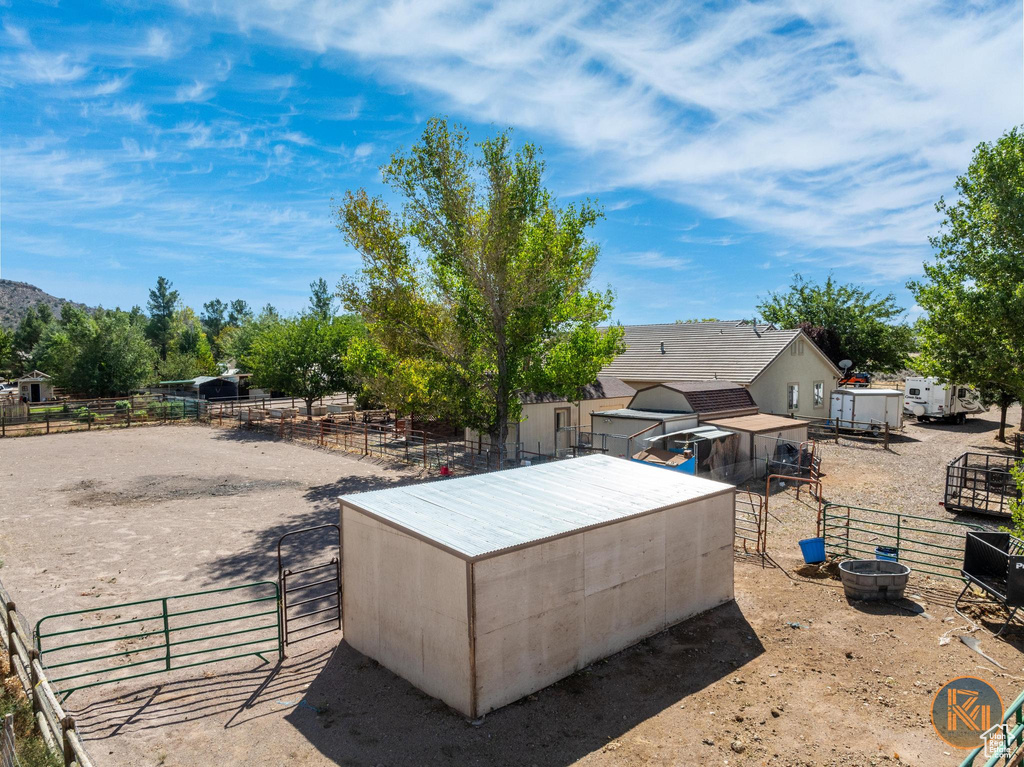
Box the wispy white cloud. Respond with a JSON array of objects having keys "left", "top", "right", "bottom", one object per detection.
[
  {"left": 174, "top": 79, "right": 213, "bottom": 102},
  {"left": 619, "top": 250, "right": 693, "bottom": 272},
  {"left": 195, "top": 0, "right": 1020, "bottom": 280}
]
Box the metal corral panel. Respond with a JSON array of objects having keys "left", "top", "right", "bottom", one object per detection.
[{"left": 341, "top": 454, "right": 733, "bottom": 561}]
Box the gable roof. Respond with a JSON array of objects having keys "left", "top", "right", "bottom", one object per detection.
[
  {"left": 601, "top": 321, "right": 840, "bottom": 384},
  {"left": 17, "top": 370, "right": 51, "bottom": 381},
  {"left": 520, "top": 376, "right": 635, "bottom": 405},
  {"left": 643, "top": 381, "right": 758, "bottom": 415}
]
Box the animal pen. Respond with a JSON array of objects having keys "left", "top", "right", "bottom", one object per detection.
[
  {"left": 338, "top": 454, "right": 736, "bottom": 718},
  {"left": 944, "top": 452, "right": 1021, "bottom": 518}
]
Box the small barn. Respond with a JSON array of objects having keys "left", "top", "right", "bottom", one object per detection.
[
  {"left": 17, "top": 370, "right": 54, "bottom": 402},
  {"left": 157, "top": 376, "right": 239, "bottom": 400},
  {"left": 702, "top": 413, "right": 809, "bottom": 476},
  {"left": 339, "top": 454, "right": 735, "bottom": 718}
]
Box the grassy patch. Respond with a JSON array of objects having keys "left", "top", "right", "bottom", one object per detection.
[{"left": 0, "top": 652, "right": 62, "bottom": 767}]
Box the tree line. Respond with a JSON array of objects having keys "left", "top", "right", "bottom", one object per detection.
[{"left": 1, "top": 118, "right": 1021, "bottom": 444}]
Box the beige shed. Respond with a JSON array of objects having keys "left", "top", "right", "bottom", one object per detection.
[{"left": 339, "top": 454, "right": 735, "bottom": 718}]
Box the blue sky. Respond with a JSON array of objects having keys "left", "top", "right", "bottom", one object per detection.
[{"left": 1, "top": 0, "right": 1021, "bottom": 323}]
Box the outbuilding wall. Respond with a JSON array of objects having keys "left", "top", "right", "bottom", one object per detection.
[
  {"left": 471, "top": 489, "right": 734, "bottom": 715},
  {"left": 748, "top": 340, "right": 839, "bottom": 418},
  {"left": 341, "top": 507, "right": 473, "bottom": 715}
]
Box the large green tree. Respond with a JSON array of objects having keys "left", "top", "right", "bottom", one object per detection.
[
  {"left": 909, "top": 127, "right": 1024, "bottom": 441},
  {"left": 12, "top": 303, "right": 55, "bottom": 372},
  {"left": 243, "top": 311, "right": 362, "bottom": 417},
  {"left": 146, "top": 276, "right": 179, "bottom": 360},
  {"left": 336, "top": 119, "right": 624, "bottom": 457},
  {"left": 157, "top": 308, "right": 218, "bottom": 382},
  {"left": 0, "top": 328, "right": 14, "bottom": 380},
  {"left": 32, "top": 306, "right": 155, "bottom": 396},
  {"left": 757, "top": 274, "right": 914, "bottom": 372}
]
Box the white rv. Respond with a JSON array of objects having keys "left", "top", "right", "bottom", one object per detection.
[{"left": 903, "top": 377, "right": 985, "bottom": 424}]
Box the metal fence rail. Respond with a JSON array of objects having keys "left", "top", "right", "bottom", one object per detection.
[
  {"left": 945, "top": 452, "right": 1021, "bottom": 518},
  {"left": 35, "top": 581, "right": 282, "bottom": 698},
  {"left": 822, "top": 503, "right": 984, "bottom": 581},
  {"left": 0, "top": 575, "right": 95, "bottom": 767},
  {"left": 788, "top": 414, "right": 893, "bottom": 448},
  {"left": 0, "top": 395, "right": 208, "bottom": 438},
  {"left": 959, "top": 687, "right": 1024, "bottom": 766},
  {"left": 735, "top": 491, "right": 766, "bottom": 558}
]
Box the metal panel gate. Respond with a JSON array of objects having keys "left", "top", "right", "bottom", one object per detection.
[
  {"left": 35, "top": 581, "right": 282, "bottom": 698},
  {"left": 277, "top": 524, "right": 342, "bottom": 647}
]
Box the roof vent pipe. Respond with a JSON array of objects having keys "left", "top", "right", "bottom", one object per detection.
[{"left": 660, "top": 341, "right": 665, "bottom": 354}]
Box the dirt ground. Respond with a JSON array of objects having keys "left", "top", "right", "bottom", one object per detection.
[{"left": 0, "top": 412, "right": 1022, "bottom": 767}]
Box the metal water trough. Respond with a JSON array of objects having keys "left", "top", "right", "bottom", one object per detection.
[{"left": 838, "top": 560, "right": 911, "bottom": 601}]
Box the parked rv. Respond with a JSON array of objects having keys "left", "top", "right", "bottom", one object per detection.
[
  {"left": 829, "top": 388, "right": 904, "bottom": 431},
  {"left": 903, "top": 377, "right": 985, "bottom": 424}
]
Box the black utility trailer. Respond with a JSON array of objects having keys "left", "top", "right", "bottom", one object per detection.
[
  {"left": 944, "top": 452, "right": 1020, "bottom": 517},
  {"left": 956, "top": 531, "right": 1024, "bottom": 636}
]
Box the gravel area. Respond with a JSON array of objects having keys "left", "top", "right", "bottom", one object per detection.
[{"left": 0, "top": 412, "right": 1021, "bottom": 766}]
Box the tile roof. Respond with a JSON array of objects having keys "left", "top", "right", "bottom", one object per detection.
[
  {"left": 600, "top": 320, "right": 836, "bottom": 384},
  {"left": 520, "top": 376, "right": 635, "bottom": 405}
]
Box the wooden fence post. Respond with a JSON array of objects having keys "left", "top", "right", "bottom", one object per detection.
[
  {"left": 884, "top": 423, "right": 890, "bottom": 450},
  {"left": 62, "top": 716, "right": 76, "bottom": 767},
  {"left": 4, "top": 601, "right": 15, "bottom": 680},
  {"left": 364, "top": 424, "right": 368, "bottom": 455},
  {"left": 45, "top": 413, "right": 50, "bottom": 434}
]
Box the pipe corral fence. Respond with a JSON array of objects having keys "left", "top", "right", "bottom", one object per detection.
[{"left": 944, "top": 452, "right": 1021, "bottom": 518}]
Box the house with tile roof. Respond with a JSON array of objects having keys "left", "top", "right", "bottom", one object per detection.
[{"left": 600, "top": 320, "right": 841, "bottom": 418}]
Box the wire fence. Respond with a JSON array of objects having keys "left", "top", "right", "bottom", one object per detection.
[
  {"left": 0, "top": 395, "right": 208, "bottom": 438},
  {"left": 1, "top": 714, "right": 19, "bottom": 767}
]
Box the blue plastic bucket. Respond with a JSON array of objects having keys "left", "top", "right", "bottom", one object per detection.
[
  {"left": 875, "top": 546, "right": 899, "bottom": 561},
  {"left": 799, "top": 537, "right": 826, "bottom": 564}
]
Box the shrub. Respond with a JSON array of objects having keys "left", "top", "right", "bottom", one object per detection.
[
  {"left": 75, "top": 407, "right": 95, "bottom": 422},
  {"left": 114, "top": 400, "right": 132, "bottom": 413}
]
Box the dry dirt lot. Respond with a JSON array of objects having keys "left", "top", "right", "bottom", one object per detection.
[{"left": 0, "top": 412, "right": 1022, "bottom": 767}]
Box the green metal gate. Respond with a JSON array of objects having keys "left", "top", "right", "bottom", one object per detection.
[
  {"left": 35, "top": 581, "right": 282, "bottom": 698},
  {"left": 822, "top": 503, "right": 984, "bottom": 581}
]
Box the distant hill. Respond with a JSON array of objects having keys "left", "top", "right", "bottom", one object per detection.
[{"left": 0, "top": 279, "right": 93, "bottom": 330}]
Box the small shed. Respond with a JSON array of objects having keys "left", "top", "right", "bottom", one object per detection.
[
  {"left": 703, "top": 413, "right": 809, "bottom": 478},
  {"left": 17, "top": 370, "right": 54, "bottom": 402},
  {"left": 158, "top": 376, "right": 239, "bottom": 400},
  {"left": 339, "top": 454, "right": 735, "bottom": 718}
]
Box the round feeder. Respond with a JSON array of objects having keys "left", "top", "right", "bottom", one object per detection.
[{"left": 838, "top": 559, "right": 911, "bottom": 601}]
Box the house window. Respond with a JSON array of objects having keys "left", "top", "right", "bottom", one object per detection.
[
  {"left": 813, "top": 381, "right": 824, "bottom": 408},
  {"left": 787, "top": 383, "right": 799, "bottom": 410}
]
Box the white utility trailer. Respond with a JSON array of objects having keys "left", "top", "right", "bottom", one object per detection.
[
  {"left": 903, "top": 377, "right": 985, "bottom": 424},
  {"left": 829, "top": 388, "right": 904, "bottom": 431}
]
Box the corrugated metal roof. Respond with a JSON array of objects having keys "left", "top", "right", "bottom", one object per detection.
[
  {"left": 601, "top": 320, "right": 839, "bottom": 384},
  {"left": 594, "top": 408, "right": 696, "bottom": 420},
  {"left": 341, "top": 454, "right": 732, "bottom": 561}
]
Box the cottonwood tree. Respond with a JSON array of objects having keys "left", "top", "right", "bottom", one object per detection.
[
  {"left": 758, "top": 274, "right": 914, "bottom": 372},
  {"left": 910, "top": 127, "right": 1024, "bottom": 441},
  {"left": 337, "top": 119, "right": 624, "bottom": 459}
]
